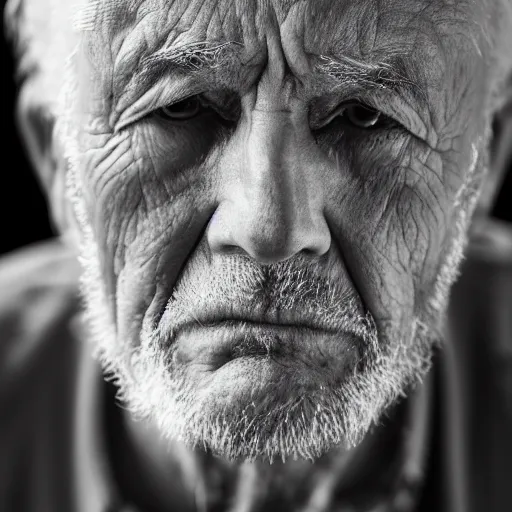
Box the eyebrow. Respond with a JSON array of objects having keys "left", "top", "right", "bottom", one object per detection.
[
  {"left": 315, "top": 54, "right": 424, "bottom": 99},
  {"left": 135, "top": 41, "right": 243, "bottom": 90},
  {"left": 128, "top": 40, "right": 425, "bottom": 107}
]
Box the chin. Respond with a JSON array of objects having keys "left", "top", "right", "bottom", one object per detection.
[
  {"left": 158, "top": 357, "right": 367, "bottom": 462},
  {"left": 171, "top": 324, "right": 363, "bottom": 437},
  {"left": 110, "top": 318, "right": 432, "bottom": 462}
]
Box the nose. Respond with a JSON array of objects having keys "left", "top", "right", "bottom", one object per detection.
[{"left": 207, "top": 110, "right": 331, "bottom": 264}]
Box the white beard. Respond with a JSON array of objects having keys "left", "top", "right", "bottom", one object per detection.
[{"left": 57, "top": 60, "right": 485, "bottom": 462}]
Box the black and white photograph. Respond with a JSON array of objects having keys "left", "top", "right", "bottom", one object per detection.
[{"left": 1, "top": 1, "right": 511, "bottom": 511}]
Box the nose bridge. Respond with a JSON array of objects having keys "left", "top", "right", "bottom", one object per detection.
[
  {"left": 207, "top": 108, "right": 331, "bottom": 264},
  {"left": 244, "top": 110, "right": 306, "bottom": 222}
]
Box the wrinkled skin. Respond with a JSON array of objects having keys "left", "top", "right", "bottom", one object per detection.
[
  {"left": 74, "top": 1, "right": 486, "bottom": 390},
  {"left": 60, "top": 0, "right": 501, "bottom": 497}
]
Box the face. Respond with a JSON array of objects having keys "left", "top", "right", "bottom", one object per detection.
[{"left": 59, "top": 0, "right": 496, "bottom": 461}]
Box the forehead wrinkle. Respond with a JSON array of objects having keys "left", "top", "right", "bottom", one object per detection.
[{"left": 83, "top": 0, "right": 480, "bottom": 118}]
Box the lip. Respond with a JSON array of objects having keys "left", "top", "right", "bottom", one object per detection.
[
  {"left": 173, "top": 319, "right": 363, "bottom": 374},
  {"left": 171, "top": 302, "right": 355, "bottom": 336},
  {"left": 197, "top": 315, "right": 338, "bottom": 333},
  {"left": 196, "top": 318, "right": 334, "bottom": 334}
]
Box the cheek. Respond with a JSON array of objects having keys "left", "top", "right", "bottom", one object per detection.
[
  {"left": 79, "top": 122, "right": 218, "bottom": 346},
  {"left": 325, "top": 134, "right": 471, "bottom": 335}
]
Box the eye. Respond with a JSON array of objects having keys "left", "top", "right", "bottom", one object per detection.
[
  {"left": 344, "top": 104, "right": 383, "bottom": 129},
  {"left": 157, "top": 96, "right": 202, "bottom": 121},
  {"left": 312, "top": 101, "right": 397, "bottom": 133}
]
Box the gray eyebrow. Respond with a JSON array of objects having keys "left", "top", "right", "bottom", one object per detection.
[
  {"left": 135, "top": 41, "right": 243, "bottom": 89},
  {"left": 315, "top": 54, "right": 423, "bottom": 98},
  {"left": 130, "top": 40, "right": 425, "bottom": 107}
]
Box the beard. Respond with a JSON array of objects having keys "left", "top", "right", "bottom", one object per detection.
[
  {"left": 69, "top": 218, "right": 444, "bottom": 462},
  {"left": 76, "top": 242, "right": 432, "bottom": 461},
  {"left": 58, "top": 62, "right": 486, "bottom": 462},
  {"left": 68, "top": 180, "right": 478, "bottom": 463}
]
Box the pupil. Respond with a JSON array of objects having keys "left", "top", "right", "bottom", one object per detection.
[
  {"left": 161, "top": 97, "right": 201, "bottom": 119},
  {"left": 351, "top": 106, "right": 379, "bottom": 125},
  {"left": 176, "top": 98, "right": 197, "bottom": 112}
]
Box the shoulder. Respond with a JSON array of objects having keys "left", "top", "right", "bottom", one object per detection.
[
  {"left": 0, "top": 236, "right": 80, "bottom": 298},
  {"left": 447, "top": 218, "right": 512, "bottom": 511},
  {"left": 0, "top": 238, "right": 81, "bottom": 403},
  {"left": 465, "top": 217, "right": 512, "bottom": 267},
  {"left": 0, "top": 239, "right": 84, "bottom": 510}
]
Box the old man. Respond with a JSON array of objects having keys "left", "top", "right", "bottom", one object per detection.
[{"left": 1, "top": 0, "right": 512, "bottom": 511}]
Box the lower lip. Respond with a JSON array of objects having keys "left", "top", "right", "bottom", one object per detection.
[
  {"left": 170, "top": 321, "right": 364, "bottom": 406},
  {"left": 173, "top": 320, "right": 359, "bottom": 371}
]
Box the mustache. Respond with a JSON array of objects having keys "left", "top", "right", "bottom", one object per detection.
[{"left": 152, "top": 252, "right": 377, "bottom": 344}]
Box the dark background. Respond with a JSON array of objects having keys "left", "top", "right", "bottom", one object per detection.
[
  {"left": 1, "top": 5, "right": 510, "bottom": 257},
  {"left": 2, "top": 0, "right": 54, "bottom": 255}
]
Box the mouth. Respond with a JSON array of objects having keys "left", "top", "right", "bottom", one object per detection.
[
  {"left": 168, "top": 301, "right": 364, "bottom": 338},
  {"left": 171, "top": 315, "right": 364, "bottom": 375},
  {"left": 193, "top": 316, "right": 339, "bottom": 334},
  {"left": 160, "top": 299, "right": 369, "bottom": 374}
]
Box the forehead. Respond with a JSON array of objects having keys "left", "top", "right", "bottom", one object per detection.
[
  {"left": 79, "top": 0, "right": 490, "bottom": 119},
  {"left": 82, "top": 0, "right": 488, "bottom": 53},
  {"left": 83, "top": 0, "right": 486, "bottom": 62},
  {"left": 83, "top": 0, "right": 490, "bottom": 87}
]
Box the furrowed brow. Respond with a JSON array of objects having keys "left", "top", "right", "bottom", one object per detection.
[{"left": 135, "top": 41, "right": 243, "bottom": 90}]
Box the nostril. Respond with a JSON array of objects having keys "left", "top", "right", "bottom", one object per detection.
[
  {"left": 301, "top": 247, "right": 317, "bottom": 257},
  {"left": 207, "top": 199, "right": 331, "bottom": 262},
  {"left": 218, "top": 244, "right": 249, "bottom": 257},
  {"left": 224, "top": 245, "right": 239, "bottom": 255}
]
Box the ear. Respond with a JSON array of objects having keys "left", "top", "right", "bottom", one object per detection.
[
  {"left": 6, "top": 0, "right": 81, "bottom": 247},
  {"left": 16, "top": 82, "right": 56, "bottom": 198},
  {"left": 16, "top": 81, "right": 80, "bottom": 249}
]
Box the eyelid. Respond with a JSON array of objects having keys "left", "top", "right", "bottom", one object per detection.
[
  {"left": 314, "top": 101, "right": 373, "bottom": 129},
  {"left": 365, "top": 95, "right": 431, "bottom": 143},
  {"left": 112, "top": 77, "right": 207, "bottom": 132},
  {"left": 312, "top": 93, "right": 431, "bottom": 144}
]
